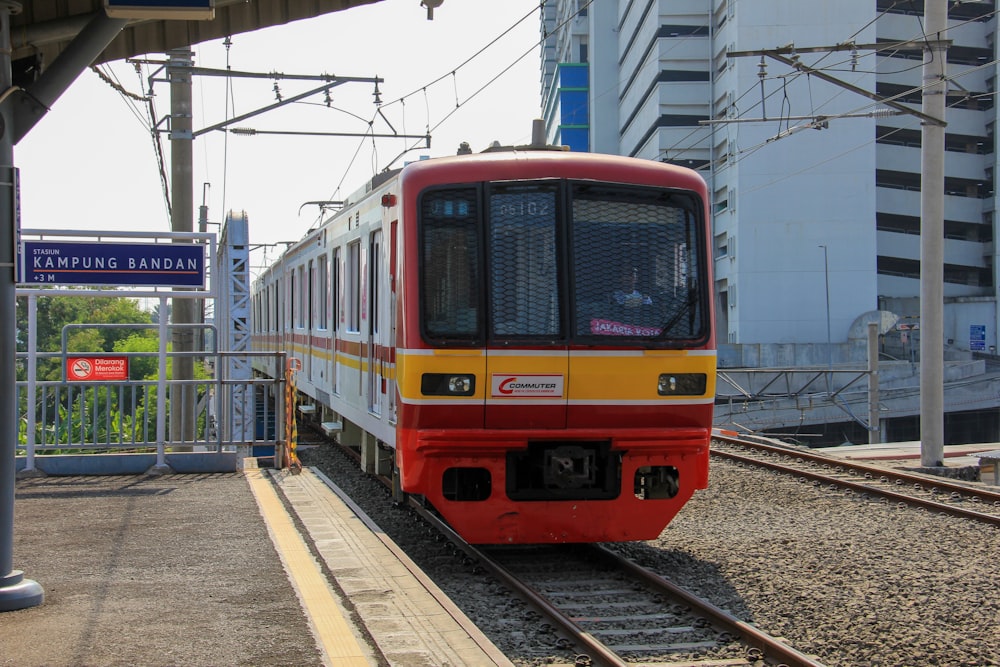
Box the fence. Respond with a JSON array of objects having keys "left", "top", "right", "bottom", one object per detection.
[{"left": 15, "top": 349, "right": 286, "bottom": 472}]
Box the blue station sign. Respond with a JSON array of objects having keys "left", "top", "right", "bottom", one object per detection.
[{"left": 20, "top": 240, "right": 205, "bottom": 288}]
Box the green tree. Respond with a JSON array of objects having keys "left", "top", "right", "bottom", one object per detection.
[
  {"left": 17, "top": 293, "right": 161, "bottom": 448},
  {"left": 16, "top": 293, "right": 154, "bottom": 381}
]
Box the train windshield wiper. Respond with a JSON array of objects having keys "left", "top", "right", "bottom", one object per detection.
[{"left": 656, "top": 288, "right": 698, "bottom": 340}]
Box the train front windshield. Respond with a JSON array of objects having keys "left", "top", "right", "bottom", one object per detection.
[{"left": 420, "top": 180, "right": 708, "bottom": 346}]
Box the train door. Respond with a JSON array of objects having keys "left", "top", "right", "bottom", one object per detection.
[
  {"left": 316, "top": 252, "right": 329, "bottom": 386},
  {"left": 484, "top": 183, "right": 568, "bottom": 429},
  {"left": 347, "top": 240, "right": 362, "bottom": 398},
  {"left": 387, "top": 221, "right": 398, "bottom": 423},
  {"left": 330, "top": 249, "right": 340, "bottom": 394},
  {"left": 274, "top": 277, "right": 282, "bottom": 352},
  {"left": 288, "top": 269, "right": 296, "bottom": 357},
  {"left": 306, "top": 259, "right": 314, "bottom": 382},
  {"left": 297, "top": 264, "right": 306, "bottom": 372},
  {"left": 367, "top": 230, "right": 383, "bottom": 416}
]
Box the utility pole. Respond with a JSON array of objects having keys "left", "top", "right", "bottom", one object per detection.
[
  {"left": 168, "top": 48, "right": 197, "bottom": 446},
  {"left": 920, "top": 0, "right": 947, "bottom": 467}
]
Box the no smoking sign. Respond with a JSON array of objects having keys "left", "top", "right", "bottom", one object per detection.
[{"left": 66, "top": 356, "right": 129, "bottom": 382}]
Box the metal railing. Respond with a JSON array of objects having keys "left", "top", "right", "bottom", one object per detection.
[{"left": 15, "top": 350, "right": 286, "bottom": 469}]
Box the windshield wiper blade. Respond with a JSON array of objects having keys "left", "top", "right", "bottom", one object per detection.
[{"left": 657, "top": 288, "right": 699, "bottom": 340}]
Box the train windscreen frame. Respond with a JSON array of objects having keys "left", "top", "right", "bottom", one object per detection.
[{"left": 418, "top": 179, "right": 709, "bottom": 347}]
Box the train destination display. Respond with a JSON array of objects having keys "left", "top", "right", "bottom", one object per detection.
[{"left": 20, "top": 240, "right": 205, "bottom": 287}]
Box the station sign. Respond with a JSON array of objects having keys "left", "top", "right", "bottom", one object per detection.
[
  {"left": 970, "top": 324, "right": 986, "bottom": 351},
  {"left": 20, "top": 240, "right": 205, "bottom": 288},
  {"left": 105, "top": 0, "right": 215, "bottom": 20},
  {"left": 66, "top": 356, "right": 129, "bottom": 382}
]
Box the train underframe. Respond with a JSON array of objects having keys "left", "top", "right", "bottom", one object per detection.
[{"left": 398, "top": 427, "right": 710, "bottom": 544}]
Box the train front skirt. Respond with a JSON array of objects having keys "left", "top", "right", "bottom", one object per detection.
[{"left": 399, "top": 428, "right": 710, "bottom": 544}]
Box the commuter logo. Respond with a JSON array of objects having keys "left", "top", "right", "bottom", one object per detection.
[{"left": 491, "top": 374, "right": 564, "bottom": 398}]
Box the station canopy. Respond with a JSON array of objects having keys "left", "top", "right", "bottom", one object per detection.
[
  {"left": 14, "top": 1, "right": 380, "bottom": 74},
  {"left": 8, "top": 0, "right": 381, "bottom": 142}
]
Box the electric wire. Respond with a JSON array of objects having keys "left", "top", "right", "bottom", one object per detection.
[
  {"left": 658, "top": 4, "right": 999, "bottom": 167},
  {"left": 314, "top": 0, "right": 551, "bottom": 209},
  {"left": 733, "top": 84, "right": 998, "bottom": 200}
]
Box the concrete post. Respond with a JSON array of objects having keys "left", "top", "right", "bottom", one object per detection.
[
  {"left": 168, "top": 49, "right": 197, "bottom": 445},
  {"left": 920, "top": 0, "right": 947, "bottom": 466}
]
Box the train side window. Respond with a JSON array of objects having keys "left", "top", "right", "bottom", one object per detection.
[
  {"left": 346, "top": 241, "right": 361, "bottom": 333},
  {"left": 289, "top": 272, "right": 296, "bottom": 332},
  {"left": 307, "top": 260, "right": 315, "bottom": 331},
  {"left": 370, "top": 231, "right": 381, "bottom": 335},
  {"left": 298, "top": 265, "right": 307, "bottom": 329},
  {"left": 273, "top": 280, "right": 280, "bottom": 334},
  {"left": 332, "top": 249, "right": 340, "bottom": 332},
  {"left": 317, "top": 254, "right": 329, "bottom": 331},
  {"left": 419, "top": 188, "right": 481, "bottom": 341}
]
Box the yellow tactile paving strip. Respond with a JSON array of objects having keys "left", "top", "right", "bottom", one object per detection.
[{"left": 246, "top": 467, "right": 372, "bottom": 667}]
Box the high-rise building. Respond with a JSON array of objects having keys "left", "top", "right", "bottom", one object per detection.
[{"left": 541, "top": 0, "right": 997, "bottom": 354}]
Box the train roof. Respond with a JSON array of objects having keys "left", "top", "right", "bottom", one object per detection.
[{"left": 397, "top": 147, "right": 709, "bottom": 195}]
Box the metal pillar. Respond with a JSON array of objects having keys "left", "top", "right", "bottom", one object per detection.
[
  {"left": 920, "top": 0, "right": 947, "bottom": 467},
  {"left": 867, "top": 322, "right": 880, "bottom": 445},
  {"left": 218, "top": 211, "right": 252, "bottom": 445},
  {"left": 0, "top": 0, "right": 42, "bottom": 611},
  {"left": 168, "top": 49, "right": 197, "bottom": 444}
]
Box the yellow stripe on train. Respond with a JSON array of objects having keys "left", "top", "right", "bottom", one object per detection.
[{"left": 395, "top": 349, "right": 715, "bottom": 402}]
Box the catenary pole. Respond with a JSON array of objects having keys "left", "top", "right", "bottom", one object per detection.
[
  {"left": 920, "top": 0, "right": 947, "bottom": 467},
  {"left": 0, "top": 0, "right": 42, "bottom": 611},
  {"left": 169, "top": 49, "right": 197, "bottom": 448}
]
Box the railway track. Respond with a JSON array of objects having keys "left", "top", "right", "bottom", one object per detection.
[
  {"left": 300, "top": 426, "right": 1000, "bottom": 666},
  {"left": 711, "top": 434, "right": 1000, "bottom": 526},
  {"left": 315, "top": 428, "right": 824, "bottom": 666},
  {"left": 319, "top": 435, "right": 823, "bottom": 666},
  {"left": 416, "top": 511, "right": 825, "bottom": 667}
]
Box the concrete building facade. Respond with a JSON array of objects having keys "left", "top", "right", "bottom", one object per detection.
[{"left": 540, "top": 0, "right": 999, "bottom": 356}]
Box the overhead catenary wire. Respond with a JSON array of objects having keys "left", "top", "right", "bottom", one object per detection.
[
  {"left": 317, "top": 0, "right": 554, "bottom": 209},
  {"left": 659, "top": 4, "right": 999, "bottom": 167},
  {"left": 731, "top": 85, "right": 999, "bottom": 200}
]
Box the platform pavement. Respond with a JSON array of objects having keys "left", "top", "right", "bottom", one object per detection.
[
  {"left": 816, "top": 440, "right": 999, "bottom": 468},
  {"left": 1, "top": 464, "right": 513, "bottom": 667}
]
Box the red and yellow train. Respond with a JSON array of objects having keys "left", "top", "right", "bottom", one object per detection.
[{"left": 251, "top": 137, "right": 716, "bottom": 544}]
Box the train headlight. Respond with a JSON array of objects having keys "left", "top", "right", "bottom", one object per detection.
[
  {"left": 657, "top": 373, "right": 707, "bottom": 396},
  {"left": 421, "top": 373, "right": 476, "bottom": 396}
]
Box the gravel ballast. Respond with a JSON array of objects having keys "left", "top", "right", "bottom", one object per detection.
[{"left": 298, "top": 444, "right": 1000, "bottom": 667}]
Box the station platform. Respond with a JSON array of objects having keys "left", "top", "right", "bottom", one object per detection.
[
  {"left": 816, "top": 440, "right": 999, "bottom": 468},
  {"left": 1, "top": 462, "right": 513, "bottom": 667}
]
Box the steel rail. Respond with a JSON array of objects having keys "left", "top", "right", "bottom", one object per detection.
[
  {"left": 407, "top": 508, "right": 631, "bottom": 667},
  {"left": 328, "top": 439, "right": 631, "bottom": 664},
  {"left": 712, "top": 434, "right": 1000, "bottom": 505},
  {"left": 327, "top": 431, "right": 826, "bottom": 665},
  {"left": 712, "top": 448, "right": 1000, "bottom": 527},
  {"left": 588, "top": 544, "right": 827, "bottom": 667}
]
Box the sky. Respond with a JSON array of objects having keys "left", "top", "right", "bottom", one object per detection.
[{"left": 15, "top": 0, "right": 543, "bottom": 275}]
